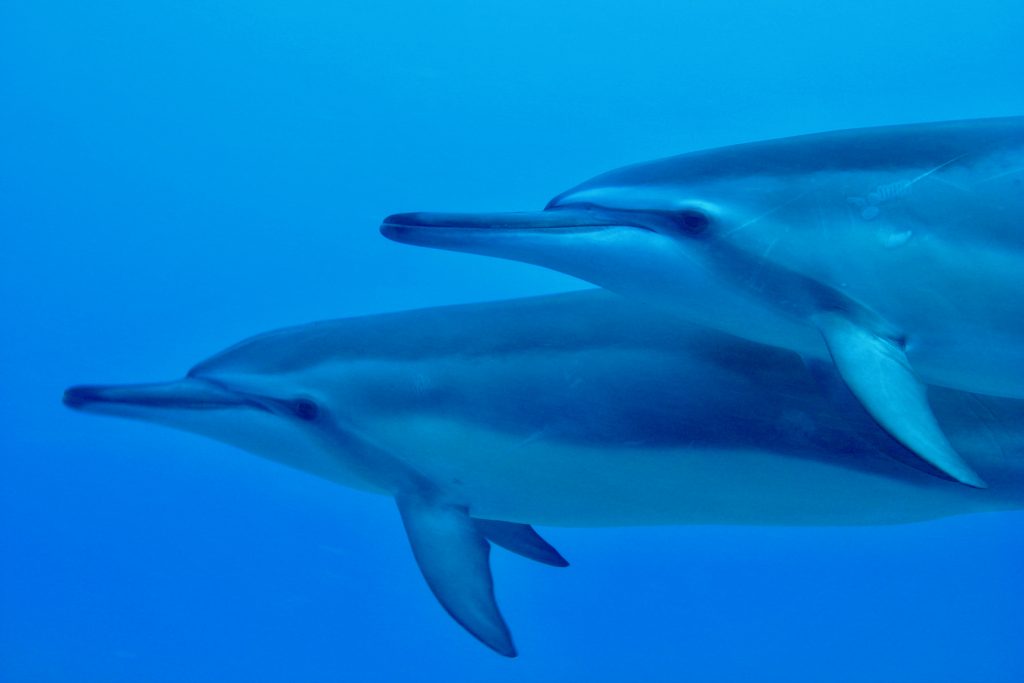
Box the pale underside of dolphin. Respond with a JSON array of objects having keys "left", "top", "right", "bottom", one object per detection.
[
  {"left": 381, "top": 116, "right": 1024, "bottom": 489},
  {"left": 65, "top": 291, "right": 1024, "bottom": 656}
]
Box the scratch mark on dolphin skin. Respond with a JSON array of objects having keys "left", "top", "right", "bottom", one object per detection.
[
  {"left": 973, "top": 165, "right": 1024, "bottom": 185},
  {"left": 751, "top": 232, "right": 786, "bottom": 284},
  {"left": 721, "top": 189, "right": 814, "bottom": 238},
  {"left": 412, "top": 372, "right": 432, "bottom": 396},
  {"left": 509, "top": 429, "right": 547, "bottom": 451},
  {"left": 905, "top": 152, "right": 970, "bottom": 185},
  {"left": 847, "top": 153, "right": 969, "bottom": 220},
  {"left": 967, "top": 394, "right": 1010, "bottom": 461}
]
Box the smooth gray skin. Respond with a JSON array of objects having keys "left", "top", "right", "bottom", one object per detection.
[
  {"left": 64, "top": 291, "right": 1024, "bottom": 654},
  {"left": 380, "top": 116, "right": 1024, "bottom": 488}
]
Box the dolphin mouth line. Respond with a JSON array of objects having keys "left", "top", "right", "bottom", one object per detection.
[
  {"left": 62, "top": 381, "right": 267, "bottom": 413},
  {"left": 380, "top": 209, "right": 651, "bottom": 242}
]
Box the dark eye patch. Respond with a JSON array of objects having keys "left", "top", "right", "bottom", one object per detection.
[
  {"left": 293, "top": 398, "right": 320, "bottom": 421},
  {"left": 678, "top": 209, "right": 710, "bottom": 233}
]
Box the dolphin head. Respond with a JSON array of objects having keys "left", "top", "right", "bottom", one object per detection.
[
  {"left": 380, "top": 149, "right": 801, "bottom": 337},
  {"left": 62, "top": 325, "right": 406, "bottom": 491},
  {"left": 381, "top": 119, "right": 1024, "bottom": 350},
  {"left": 62, "top": 373, "right": 343, "bottom": 479}
]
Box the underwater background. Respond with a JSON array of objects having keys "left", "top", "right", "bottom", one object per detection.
[{"left": 2, "top": 1, "right": 1024, "bottom": 681}]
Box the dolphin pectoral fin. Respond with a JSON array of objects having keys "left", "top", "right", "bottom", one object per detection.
[
  {"left": 473, "top": 519, "right": 569, "bottom": 567},
  {"left": 396, "top": 496, "right": 517, "bottom": 657},
  {"left": 815, "top": 313, "right": 987, "bottom": 488}
]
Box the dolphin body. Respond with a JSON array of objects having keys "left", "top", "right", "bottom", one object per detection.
[
  {"left": 381, "top": 116, "right": 1024, "bottom": 489},
  {"left": 64, "top": 291, "right": 1024, "bottom": 656}
]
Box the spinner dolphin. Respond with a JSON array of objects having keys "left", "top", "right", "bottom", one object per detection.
[
  {"left": 65, "top": 291, "right": 1024, "bottom": 655},
  {"left": 381, "top": 116, "right": 1024, "bottom": 489}
]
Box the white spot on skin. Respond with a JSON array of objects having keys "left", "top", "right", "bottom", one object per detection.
[{"left": 881, "top": 228, "right": 913, "bottom": 248}]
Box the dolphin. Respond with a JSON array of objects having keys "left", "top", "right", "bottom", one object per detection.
[
  {"left": 64, "top": 291, "right": 1024, "bottom": 655},
  {"left": 380, "top": 116, "right": 1024, "bottom": 489}
]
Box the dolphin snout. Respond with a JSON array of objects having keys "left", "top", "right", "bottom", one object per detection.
[
  {"left": 63, "top": 383, "right": 158, "bottom": 410},
  {"left": 62, "top": 379, "right": 249, "bottom": 413},
  {"left": 63, "top": 385, "right": 98, "bottom": 409},
  {"left": 380, "top": 209, "right": 629, "bottom": 249},
  {"left": 63, "top": 383, "right": 159, "bottom": 411}
]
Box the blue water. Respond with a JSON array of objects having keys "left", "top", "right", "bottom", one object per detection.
[{"left": 3, "top": 1, "right": 1023, "bottom": 681}]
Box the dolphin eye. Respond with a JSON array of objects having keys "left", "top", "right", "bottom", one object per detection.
[
  {"left": 677, "top": 209, "right": 710, "bottom": 234},
  {"left": 292, "top": 398, "right": 320, "bottom": 421}
]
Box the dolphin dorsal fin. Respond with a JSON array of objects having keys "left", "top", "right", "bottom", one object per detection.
[
  {"left": 396, "top": 496, "right": 517, "bottom": 657},
  {"left": 473, "top": 519, "right": 569, "bottom": 567},
  {"left": 815, "top": 313, "right": 986, "bottom": 488}
]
